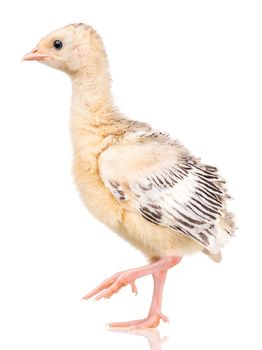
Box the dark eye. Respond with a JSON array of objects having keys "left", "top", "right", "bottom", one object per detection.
[{"left": 53, "top": 40, "right": 63, "bottom": 50}]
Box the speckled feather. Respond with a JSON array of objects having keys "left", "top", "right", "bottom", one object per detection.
[{"left": 99, "top": 129, "right": 235, "bottom": 255}]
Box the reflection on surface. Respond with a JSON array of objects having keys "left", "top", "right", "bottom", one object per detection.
[{"left": 109, "top": 328, "right": 169, "bottom": 350}]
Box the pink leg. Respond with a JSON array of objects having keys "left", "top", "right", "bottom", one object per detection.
[{"left": 82, "top": 256, "right": 181, "bottom": 329}]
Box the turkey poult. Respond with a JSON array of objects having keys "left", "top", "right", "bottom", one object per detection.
[{"left": 23, "top": 23, "right": 235, "bottom": 329}]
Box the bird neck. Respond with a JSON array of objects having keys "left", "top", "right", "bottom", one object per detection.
[
  {"left": 70, "top": 68, "right": 120, "bottom": 155},
  {"left": 70, "top": 66, "right": 113, "bottom": 121}
]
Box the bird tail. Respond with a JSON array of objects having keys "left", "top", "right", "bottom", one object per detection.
[
  {"left": 201, "top": 210, "right": 235, "bottom": 263},
  {"left": 202, "top": 248, "right": 222, "bottom": 263}
]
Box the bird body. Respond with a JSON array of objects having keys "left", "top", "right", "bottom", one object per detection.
[
  {"left": 23, "top": 23, "right": 235, "bottom": 329},
  {"left": 71, "top": 103, "right": 234, "bottom": 261}
]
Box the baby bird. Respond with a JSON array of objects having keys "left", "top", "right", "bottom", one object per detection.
[{"left": 23, "top": 23, "right": 235, "bottom": 329}]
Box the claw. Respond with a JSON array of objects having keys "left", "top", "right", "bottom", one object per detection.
[
  {"left": 131, "top": 281, "right": 138, "bottom": 295},
  {"left": 160, "top": 313, "right": 169, "bottom": 323}
]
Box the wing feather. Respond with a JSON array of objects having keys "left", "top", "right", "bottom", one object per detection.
[{"left": 99, "top": 131, "right": 233, "bottom": 253}]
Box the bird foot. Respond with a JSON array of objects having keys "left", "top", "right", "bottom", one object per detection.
[
  {"left": 82, "top": 270, "right": 138, "bottom": 301},
  {"left": 108, "top": 312, "right": 169, "bottom": 330},
  {"left": 82, "top": 256, "right": 181, "bottom": 302}
]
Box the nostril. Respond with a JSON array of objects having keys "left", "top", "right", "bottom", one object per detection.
[{"left": 32, "top": 48, "right": 38, "bottom": 53}]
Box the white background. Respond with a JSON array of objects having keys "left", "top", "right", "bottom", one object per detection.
[{"left": 0, "top": 1, "right": 261, "bottom": 349}]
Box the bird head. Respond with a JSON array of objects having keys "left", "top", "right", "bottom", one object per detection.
[{"left": 23, "top": 23, "right": 107, "bottom": 76}]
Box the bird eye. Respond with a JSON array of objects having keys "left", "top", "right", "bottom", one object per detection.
[{"left": 53, "top": 40, "right": 63, "bottom": 50}]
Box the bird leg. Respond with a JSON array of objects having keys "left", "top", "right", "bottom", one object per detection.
[
  {"left": 82, "top": 256, "right": 181, "bottom": 329},
  {"left": 108, "top": 270, "right": 169, "bottom": 329}
]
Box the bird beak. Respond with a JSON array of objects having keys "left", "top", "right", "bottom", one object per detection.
[{"left": 22, "top": 48, "right": 54, "bottom": 61}]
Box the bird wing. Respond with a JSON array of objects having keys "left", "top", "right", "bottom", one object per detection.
[{"left": 98, "top": 130, "right": 229, "bottom": 253}]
